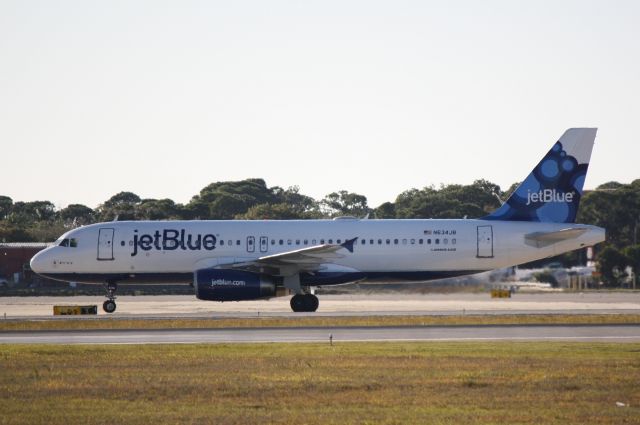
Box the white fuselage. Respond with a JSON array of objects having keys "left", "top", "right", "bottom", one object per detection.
[{"left": 30, "top": 218, "right": 605, "bottom": 286}]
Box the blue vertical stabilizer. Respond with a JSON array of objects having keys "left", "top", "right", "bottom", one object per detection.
[{"left": 483, "top": 128, "right": 597, "bottom": 223}]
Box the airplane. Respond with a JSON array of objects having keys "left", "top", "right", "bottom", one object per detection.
[{"left": 30, "top": 128, "right": 605, "bottom": 313}]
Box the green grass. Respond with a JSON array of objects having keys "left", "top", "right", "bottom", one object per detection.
[
  {"left": 0, "top": 342, "right": 639, "bottom": 424},
  {"left": 1, "top": 313, "right": 639, "bottom": 331}
]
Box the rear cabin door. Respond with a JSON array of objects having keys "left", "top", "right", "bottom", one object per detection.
[
  {"left": 476, "top": 225, "right": 494, "bottom": 258},
  {"left": 97, "top": 228, "right": 115, "bottom": 260}
]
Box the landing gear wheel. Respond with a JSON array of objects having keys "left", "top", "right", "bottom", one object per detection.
[
  {"left": 103, "top": 281, "right": 118, "bottom": 314},
  {"left": 290, "top": 293, "right": 319, "bottom": 312},
  {"left": 103, "top": 300, "right": 117, "bottom": 313}
]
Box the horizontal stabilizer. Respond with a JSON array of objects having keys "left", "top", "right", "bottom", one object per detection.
[{"left": 524, "top": 228, "right": 588, "bottom": 248}]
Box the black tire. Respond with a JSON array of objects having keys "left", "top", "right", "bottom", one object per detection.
[
  {"left": 304, "top": 294, "right": 319, "bottom": 312},
  {"left": 290, "top": 294, "right": 306, "bottom": 312},
  {"left": 103, "top": 300, "right": 117, "bottom": 313},
  {"left": 290, "top": 294, "right": 319, "bottom": 312}
]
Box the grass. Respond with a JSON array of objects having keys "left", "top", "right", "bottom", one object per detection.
[
  {"left": 0, "top": 342, "right": 639, "bottom": 424},
  {"left": 1, "top": 313, "right": 639, "bottom": 331}
]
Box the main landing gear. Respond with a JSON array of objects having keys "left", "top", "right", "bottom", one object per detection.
[
  {"left": 103, "top": 281, "right": 117, "bottom": 313},
  {"left": 290, "top": 293, "right": 319, "bottom": 312}
]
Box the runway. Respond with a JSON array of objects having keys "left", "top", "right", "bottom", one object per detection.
[
  {"left": 2, "top": 292, "right": 640, "bottom": 319},
  {"left": 2, "top": 324, "right": 639, "bottom": 344}
]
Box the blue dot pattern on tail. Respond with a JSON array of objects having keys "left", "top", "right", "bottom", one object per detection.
[{"left": 484, "top": 141, "right": 589, "bottom": 223}]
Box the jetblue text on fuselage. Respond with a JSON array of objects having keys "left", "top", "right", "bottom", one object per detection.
[
  {"left": 131, "top": 229, "right": 216, "bottom": 256},
  {"left": 526, "top": 189, "right": 574, "bottom": 206}
]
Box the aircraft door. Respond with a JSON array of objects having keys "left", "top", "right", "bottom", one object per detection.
[
  {"left": 98, "top": 228, "right": 115, "bottom": 261},
  {"left": 259, "top": 236, "right": 268, "bottom": 253},
  {"left": 247, "top": 236, "right": 255, "bottom": 253},
  {"left": 477, "top": 225, "right": 494, "bottom": 258}
]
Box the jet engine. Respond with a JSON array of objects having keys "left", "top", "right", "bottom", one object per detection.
[{"left": 194, "top": 269, "right": 281, "bottom": 301}]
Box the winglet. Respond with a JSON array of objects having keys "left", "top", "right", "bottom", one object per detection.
[{"left": 341, "top": 237, "right": 358, "bottom": 253}]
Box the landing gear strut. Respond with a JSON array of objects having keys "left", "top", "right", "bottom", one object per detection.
[
  {"left": 290, "top": 293, "right": 319, "bottom": 312},
  {"left": 103, "top": 281, "right": 117, "bottom": 313}
]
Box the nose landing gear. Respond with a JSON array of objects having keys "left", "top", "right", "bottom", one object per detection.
[{"left": 103, "top": 282, "right": 117, "bottom": 313}]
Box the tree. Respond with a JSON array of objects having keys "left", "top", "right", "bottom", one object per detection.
[
  {"left": 320, "top": 191, "right": 369, "bottom": 217},
  {"left": 188, "top": 179, "right": 277, "bottom": 219},
  {"left": 136, "top": 199, "right": 180, "bottom": 220},
  {"left": 374, "top": 202, "right": 396, "bottom": 219},
  {"left": 0, "top": 196, "right": 12, "bottom": 220},
  {"left": 59, "top": 204, "right": 95, "bottom": 226},
  {"left": 6, "top": 201, "right": 56, "bottom": 226},
  {"left": 97, "top": 192, "right": 142, "bottom": 221},
  {"left": 272, "top": 186, "right": 320, "bottom": 217},
  {"left": 623, "top": 245, "right": 640, "bottom": 289},
  {"left": 578, "top": 182, "right": 640, "bottom": 248},
  {"left": 596, "top": 246, "right": 629, "bottom": 287},
  {"left": 239, "top": 203, "right": 309, "bottom": 220}
]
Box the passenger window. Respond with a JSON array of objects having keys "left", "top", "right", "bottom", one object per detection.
[
  {"left": 220, "top": 240, "right": 225, "bottom": 246},
  {"left": 328, "top": 239, "right": 333, "bottom": 244},
  {"left": 362, "top": 239, "right": 366, "bottom": 245},
  {"left": 419, "top": 239, "right": 423, "bottom": 244},
  {"left": 394, "top": 239, "right": 398, "bottom": 245},
  {"left": 271, "top": 240, "right": 275, "bottom": 245},
  {"left": 452, "top": 238, "right": 457, "bottom": 245},
  {"left": 378, "top": 239, "right": 382, "bottom": 245},
  {"left": 287, "top": 240, "right": 292, "bottom": 245},
  {"left": 435, "top": 239, "right": 440, "bottom": 244},
  {"left": 337, "top": 239, "right": 341, "bottom": 244},
  {"left": 228, "top": 240, "right": 232, "bottom": 246},
  {"left": 279, "top": 239, "right": 284, "bottom": 245},
  {"left": 427, "top": 239, "right": 432, "bottom": 244},
  {"left": 312, "top": 239, "right": 317, "bottom": 244},
  {"left": 304, "top": 240, "right": 308, "bottom": 245},
  {"left": 296, "top": 240, "right": 300, "bottom": 245},
  {"left": 386, "top": 239, "right": 390, "bottom": 245},
  {"left": 320, "top": 239, "right": 325, "bottom": 244},
  {"left": 370, "top": 239, "right": 374, "bottom": 245},
  {"left": 236, "top": 240, "right": 241, "bottom": 246},
  {"left": 410, "top": 239, "right": 415, "bottom": 245}
]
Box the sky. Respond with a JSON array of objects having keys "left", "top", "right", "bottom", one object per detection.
[{"left": 1, "top": 0, "right": 639, "bottom": 209}]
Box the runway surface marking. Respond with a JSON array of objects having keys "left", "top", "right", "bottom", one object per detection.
[{"left": 2, "top": 324, "right": 639, "bottom": 344}]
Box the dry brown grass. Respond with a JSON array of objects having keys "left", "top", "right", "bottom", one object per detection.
[
  {"left": 0, "top": 342, "right": 639, "bottom": 424},
  {"left": 0, "top": 313, "right": 638, "bottom": 331}
]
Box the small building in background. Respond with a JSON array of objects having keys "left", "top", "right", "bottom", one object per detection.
[{"left": 0, "top": 243, "right": 52, "bottom": 284}]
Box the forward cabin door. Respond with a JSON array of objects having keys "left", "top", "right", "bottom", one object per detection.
[
  {"left": 476, "top": 225, "right": 494, "bottom": 258},
  {"left": 97, "top": 228, "right": 115, "bottom": 260}
]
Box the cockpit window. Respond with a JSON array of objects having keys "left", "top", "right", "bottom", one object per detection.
[{"left": 58, "top": 238, "right": 78, "bottom": 248}]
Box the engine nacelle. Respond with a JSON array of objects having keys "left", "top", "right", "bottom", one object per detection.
[{"left": 194, "top": 269, "right": 279, "bottom": 301}]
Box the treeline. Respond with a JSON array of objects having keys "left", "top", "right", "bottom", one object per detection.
[
  {"left": 0, "top": 178, "right": 507, "bottom": 241},
  {"left": 1, "top": 178, "right": 639, "bottom": 286}
]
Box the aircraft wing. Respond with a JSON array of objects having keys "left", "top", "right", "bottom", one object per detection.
[
  {"left": 225, "top": 238, "right": 358, "bottom": 275},
  {"left": 524, "top": 228, "right": 588, "bottom": 248}
]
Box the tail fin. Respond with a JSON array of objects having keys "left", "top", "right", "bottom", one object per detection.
[{"left": 483, "top": 128, "right": 597, "bottom": 223}]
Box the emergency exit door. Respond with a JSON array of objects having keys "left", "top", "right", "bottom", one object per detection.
[
  {"left": 97, "top": 228, "right": 114, "bottom": 261},
  {"left": 476, "top": 225, "right": 494, "bottom": 258},
  {"left": 259, "top": 236, "right": 268, "bottom": 253}
]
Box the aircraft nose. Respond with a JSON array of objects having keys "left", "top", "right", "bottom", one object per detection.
[{"left": 30, "top": 249, "right": 49, "bottom": 275}]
